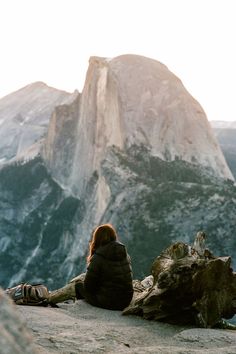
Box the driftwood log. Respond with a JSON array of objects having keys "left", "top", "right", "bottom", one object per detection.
[{"left": 123, "top": 232, "right": 236, "bottom": 328}]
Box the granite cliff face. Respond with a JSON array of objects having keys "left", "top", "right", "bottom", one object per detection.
[
  {"left": 0, "top": 55, "right": 236, "bottom": 289},
  {"left": 43, "top": 55, "right": 233, "bottom": 196}
]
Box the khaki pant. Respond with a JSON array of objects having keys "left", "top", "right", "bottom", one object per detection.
[{"left": 48, "top": 273, "right": 86, "bottom": 305}]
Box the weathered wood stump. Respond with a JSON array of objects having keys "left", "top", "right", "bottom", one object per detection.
[{"left": 123, "top": 232, "right": 236, "bottom": 328}]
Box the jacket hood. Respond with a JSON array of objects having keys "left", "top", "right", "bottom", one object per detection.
[{"left": 95, "top": 241, "right": 127, "bottom": 261}]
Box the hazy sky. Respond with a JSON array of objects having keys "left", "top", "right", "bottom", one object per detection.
[{"left": 0, "top": 0, "right": 235, "bottom": 121}]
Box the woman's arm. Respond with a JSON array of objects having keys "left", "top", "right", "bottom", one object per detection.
[{"left": 84, "top": 254, "right": 102, "bottom": 294}]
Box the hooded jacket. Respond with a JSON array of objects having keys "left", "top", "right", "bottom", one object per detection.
[{"left": 83, "top": 241, "right": 133, "bottom": 310}]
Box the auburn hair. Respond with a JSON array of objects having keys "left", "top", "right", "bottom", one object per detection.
[{"left": 87, "top": 224, "right": 118, "bottom": 264}]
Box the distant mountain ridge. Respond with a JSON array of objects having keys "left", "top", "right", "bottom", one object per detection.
[
  {"left": 0, "top": 82, "right": 77, "bottom": 164},
  {"left": 210, "top": 120, "right": 236, "bottom": 179},
  {"left": 211, "top": 120, "right": 236, "bottom": 129}
]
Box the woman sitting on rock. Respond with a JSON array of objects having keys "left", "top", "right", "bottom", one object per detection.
[{"left": 49, "top": 224, "right": 134, "bottom": 310}]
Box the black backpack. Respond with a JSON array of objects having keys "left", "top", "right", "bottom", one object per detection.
[{"left": 5, "top": 283, "right": 49, "bottom": 306}]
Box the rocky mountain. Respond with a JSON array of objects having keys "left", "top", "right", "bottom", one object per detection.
[
  {"left": 0, "top": 82, "right": 77, "bottom": 164},
  {"left": 43, "top": 55, "right": 233, "bottom": 194},
  {"left": 211, "top": 120, "right": 236, "bottom": 179},
  {"left": 0, "top": 54, "right": 236, "bottom": 290}
]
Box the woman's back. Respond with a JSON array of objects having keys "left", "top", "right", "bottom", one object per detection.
[{"left": 84, "top": 240, "right": 133, "bottom": 310}]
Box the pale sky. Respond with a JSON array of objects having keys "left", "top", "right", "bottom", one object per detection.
[{"left": 0, "top": 0, "right": 235, "bottom": 121}]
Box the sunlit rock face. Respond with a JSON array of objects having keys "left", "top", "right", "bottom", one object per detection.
[
  {"left": 0, "top": 82, "right": 77, "bottom": 164},
  {"left": 43, "top": 55, "right": 233, "bottom": 198}
]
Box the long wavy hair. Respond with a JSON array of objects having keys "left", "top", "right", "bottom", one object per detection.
[{"left": 87, "top": 224, "right": 118, "bottom": 264}]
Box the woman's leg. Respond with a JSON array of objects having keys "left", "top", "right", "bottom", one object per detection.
[
  {"left": 48, "top": 273, "right": 86, "bottom": 305},
  {"left": 48, "top": 282, "right": 76, "bottom": 304},
  {"left": 74, "top": 280, "right": 86, "bottom": 299}
]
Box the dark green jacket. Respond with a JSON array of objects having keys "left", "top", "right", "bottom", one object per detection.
[{"left": 84, "top": 241, "right": 133, "bottom": 310}]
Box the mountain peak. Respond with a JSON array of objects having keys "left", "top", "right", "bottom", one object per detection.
[
  {"left": 42, "top": 54, "right": 234, "bottom": 205},
  {"left": 26, "top": 81, "right": 48, "bottom": 88},
  {"left": 75, "top": 54, "right": 234, "bottom": 191}
]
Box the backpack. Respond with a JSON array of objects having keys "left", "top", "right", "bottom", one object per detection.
[{"left": 5, "top": 283, "right": 49, "bottom": 306}]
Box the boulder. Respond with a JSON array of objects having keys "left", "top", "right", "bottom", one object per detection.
[{"left": 0, "top": 288, "right": 39, "bottom": 353}]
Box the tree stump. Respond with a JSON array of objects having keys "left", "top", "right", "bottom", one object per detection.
[{"left": 123, "top": 232, "right": 236, "bottom": 328}]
